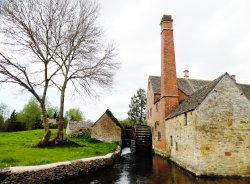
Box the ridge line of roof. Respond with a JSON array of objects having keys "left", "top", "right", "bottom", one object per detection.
[
  {"left": 92, "top": 109, "right": 121, "bottom": 128},
  {"left": 166, "top": 73, "right": 228, "bottom": 119}
]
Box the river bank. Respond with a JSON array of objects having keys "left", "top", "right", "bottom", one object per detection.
[
  {"left": 67, "top": 148, "right": 250, "bottom": 184},
  {"left": 0, "top": 146, "right": 121, "bottom": 184}
]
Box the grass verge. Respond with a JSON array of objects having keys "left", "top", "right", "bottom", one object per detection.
[{"left": 0, "top": 129, "right": 117, "bottom": 169}]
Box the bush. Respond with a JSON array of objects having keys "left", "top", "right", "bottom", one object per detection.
[
  {"left": 49, "top": 122, "right": 58, "bottom": 129},
  {"left": 5, "top": 119, "right": 26, "bottom": 132},
  {"left": 30, "top": 120, "right": 43, "bottom": 130},
  {"left": 3, "top": 110, "right": 26, "bottom": 132},
  {"left": 0, "top": 115, "right": 5, "bottom": 131}
]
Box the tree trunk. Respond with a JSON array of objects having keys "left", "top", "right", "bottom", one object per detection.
[
  {"left": 57, "top": 85, "right": 66, "bottom": 142},
  {"left": 42, "top": 105, "right": 49, "bottom": 133},
  {"left": 41, "top": 103, "right": 51, "bottom": 142},
  {"left": 37, "top": 102, "right": 51, "bottom": 147}
]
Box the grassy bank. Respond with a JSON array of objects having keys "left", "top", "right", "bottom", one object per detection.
[{"left": 0, "top": 129, "right": 117, "bottom": 169}]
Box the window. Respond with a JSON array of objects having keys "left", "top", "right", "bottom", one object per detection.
[
  {"left": 156, "top": 103, "right": 158, "bottom": 112},
  {"left": 150, "top": 108, "right": 152, "bottom": 117},
  {"left": 155, "top": 121, "right": 159, "bottom": 131},
  {"left": 158, "top": 132, "right": 161, "bottom": 141},
  {"left": 170, "top": 136, "right": 173, "bottom": 148},
  {"left": 185, "top": 113, "right": 188, "bottom": 126},
  {"left": 148, "top": 82, "right": 150, "bottom": 91},
  {"left": 176, "top": 142, "right": 178, "bottom": 151},
  {"left": 147, "top": 110, "right": 149, "bottom": 119}
]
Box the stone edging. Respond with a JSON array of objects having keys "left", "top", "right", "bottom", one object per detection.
[{"left": 0, "top": 146, "right": 121, "bottom": 184}]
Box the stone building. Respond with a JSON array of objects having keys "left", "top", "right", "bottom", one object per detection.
[
  {"left": 66, "top": 121, "right": 92, "bottom": 137},
  {"left": 146, "top": 15, "right": 250, "bottom": 176},
  {"left": 91, "top": 109, "right": 122, "bottom": 143}
]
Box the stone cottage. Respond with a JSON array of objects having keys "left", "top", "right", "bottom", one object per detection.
[
  {"left": 146, "top": 15, "right": 250, "bottom": 176},
  {"left": 91, "top": 109, "right": 122, "bottom": 143}
]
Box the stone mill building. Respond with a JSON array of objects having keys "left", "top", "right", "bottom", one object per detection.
[{"left": 146, "top": 15, "right": 250, "bottom": 176}]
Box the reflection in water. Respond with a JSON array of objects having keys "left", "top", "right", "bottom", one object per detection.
[{"left": 66, "top": 151, "right": 250, "bottom": 184}]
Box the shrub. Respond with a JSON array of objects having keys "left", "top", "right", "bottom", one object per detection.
[
  {"left": 5, "top": 119, "right": 26, "bottom": 132},
  {"left": 0, "top": 114, "right": 5, "bottom": 131},
  {"left": 4, "top": 110, "right": 27, "bottom": 132}
]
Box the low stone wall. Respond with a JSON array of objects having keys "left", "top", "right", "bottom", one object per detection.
[{"left": 0, "top": 147, "right": 121, "bottom": 184}]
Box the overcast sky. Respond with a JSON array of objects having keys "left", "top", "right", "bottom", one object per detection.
[{"left": 0, "top": 0, "right": 250, "bottom": 121}]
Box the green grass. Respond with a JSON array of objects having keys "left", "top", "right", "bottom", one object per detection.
[{"left": 0, "top": 129, "right": 117, "bottom": 169}]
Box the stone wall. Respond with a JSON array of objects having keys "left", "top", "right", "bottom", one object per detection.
[
  {"left": 165, "top": 75, "right": 250, "bottom": 177},
  {"left": 146, "top": 82, "right": 161, "bottom": 151},
  {"left": 146, "top": 81, "right": 160, "bottom": 128},
  {"left": 165, "top": 110, "right": 198, "bottom": 173},
  {"left": 91, "top": 113, "right": 121, "bottom": 143},
  {"left": 195, "top": 76, "right": 250, "bottom": 176},
  {"left": 0, "top": 147, "right": 121, "bottom": 184},
  {"left": 66, "top": 121, "right": 91, "bottom": 137}
]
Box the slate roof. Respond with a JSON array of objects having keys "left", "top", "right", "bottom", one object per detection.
[
  {"left": 149, "top": 76, "right": 161, "bottom": 94},
  {"left": 148, "top": 73, "right": 250, "bottom": 120},
  {"left": 166, "top": 73, "right": 226, "bottom": 119},
  {"left": 92, "top": 109, "right": 122, "bottom": 129},
  {"left": 149, "top": 76, "right": 211, "bottom": 96},
  {"left": 238, "top": 83, "right": 250, "bottom": 101}
]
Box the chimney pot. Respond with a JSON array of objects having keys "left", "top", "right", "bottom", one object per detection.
[
  {"left": 184, "top": 70, "right": 189, "bottom": 79},
  {"left": 160, "top": 15, "right": 172, "bottom": 24}
]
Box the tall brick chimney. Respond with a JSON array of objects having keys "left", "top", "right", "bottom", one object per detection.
[{"left": 160, "top": 15, "right": 179, "bottom": 117}]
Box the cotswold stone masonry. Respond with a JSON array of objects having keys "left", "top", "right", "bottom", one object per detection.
[{"left": 146, "top": 14, "right": 250, "bottom": 177}]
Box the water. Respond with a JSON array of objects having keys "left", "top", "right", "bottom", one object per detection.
[
  {"left": 121, "top": 147, "right": 131, "bottom": 156},
  {"left": 67, "top": 148, "right": 250, "bottom": 184}
]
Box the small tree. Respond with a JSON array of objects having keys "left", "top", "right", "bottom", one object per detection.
[
  {"left": 47, "top": 106, "right": 59, "bottom": 119},
  {"left": 65, "top": 108, "right": 84, "bottom": 121},
  {"left": 128, "top": 88, "right": 146, "bottom": 126},
  {"left": 5, "top": 110, "right": 26, "bottom": 131},
  {"left": 17, "top": 98, "right": 42, "bottom": 130},
  {"left": 120, "top": 118, "right": 130, "bottom": 128}
]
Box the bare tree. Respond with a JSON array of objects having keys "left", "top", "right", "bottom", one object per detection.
[
  {"left": 0, "top": 0, "right": 119, "bottom": 143},
  {"left": 50, "top": 0, "right": 119, "bottom": 142},
  {"left": 0, "top": 0, "right": 70, "bottom": 143}
]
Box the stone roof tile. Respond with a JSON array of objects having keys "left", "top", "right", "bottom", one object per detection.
[
  {"left": 238, "top": 83, "right": 250, "bottom": 100},
  {"left": 149, "top": 76, "right": 211, "bottom": 96},
  {"left": 149, "top": 73, "right": 250, "bottom": 119},
  {"left": 149, "top": 76, "right": 161, "bottom": 94},
  {"left": 93, "top": 109, "right": 121, "bottom": 129},
  {"left": 166, "top": 73, "right": 227, "bottom": 119}
]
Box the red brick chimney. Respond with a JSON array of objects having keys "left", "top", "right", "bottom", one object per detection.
[{"left": 160, "top": 15, "right": 179, "bottom": 117}]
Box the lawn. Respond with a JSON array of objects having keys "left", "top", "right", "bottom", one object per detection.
[{"left": 0, "top": 129, "right": 117, "bottom": 169}]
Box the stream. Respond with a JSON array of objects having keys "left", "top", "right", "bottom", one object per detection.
[{"left": 66, "top": 147, "right": 250, "bottom": 184}]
